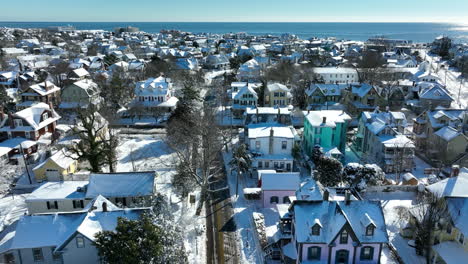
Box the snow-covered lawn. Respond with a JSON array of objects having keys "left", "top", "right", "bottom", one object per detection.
[
  {"left": 385, "top": 156, "right": 431, "bottom": 183},
  {"left": 116, "top": 134, "right": 206, "bottom": 263},
  {"left": 364, "top": 191, "right": 425, "bottom": 264}
]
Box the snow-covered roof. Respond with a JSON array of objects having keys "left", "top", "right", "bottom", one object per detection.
[
  {"left": 379, "top": 135, "right": 414, "bottom": 148},
  {"left": 434, "top": 126, "right": 462, "bottom": 141},
  {"left": 419, "top": 85, "right": 453, "bottom": 101},
  {"left": 33, "top": 149, "right": 77, "bottom": 170},
  {"left": 295, "top": 179, "right": 324, "bottom": 201},
  {"left": 248, "top": 124, "right": 294, "bottom": 139},
  {"left": 433, "top": 241, "right": 468, "bottom": 264},
  {"left": 72, "top": 68, "right": 90, "bottom": 77},
  {"left": 85, "top": 172, "right": 155, "bottom": 198},
  {"left": 446, "top": 197, "right": 468, "bottom": 236},
  {"left": 426, "top": 169, "right": 468, "bottom": 197},
  {"left": 1, "top": 102, "right": 60, "bottom": 131},
  {"left": 25, "top": 81, "right": 60, "bottom": 96},
  {"left": 267, "top": 83, "right": 290, "bottom": 92},
  {"left": 305, "top": 110, "right": 351, "bottom": 128},
  {"left": 351, "top": 83, "right": 376, "bottom": 98},
  {"left": 313, "top": 67, "right": 357, "bottom": 75},
  {"left": 0, "top": 137, "right": 36, "bottom": 157},
  {"left": 261, "top": 172, "right": 300, "bottom": 191},
  {"left": 293, "top": 200, "right": 388, "bottom": 244},
  {"left": 135, "top": 76, "right": 172, "bottom": 97},
  {"left": 0, "top": 199, "right": 148, "bottom": 254},
  {"left": 306, "top": 83, "right": 347, "bottom": 97},
  {"left": 233, "top": 84, "right": 258, "bottom": 100},
  {"left": 26, "top": 181, "right": 88, "bottom": 201}
]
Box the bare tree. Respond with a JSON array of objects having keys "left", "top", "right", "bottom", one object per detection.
[
  {"left": 412, "top": 194, "right": 448, "bottom": 264},
  {"left": 66, "top": 107, "right": 109, "bottom": 173},
  {"left": 167, "top": 105, "right": 227, "bottom": 215}
]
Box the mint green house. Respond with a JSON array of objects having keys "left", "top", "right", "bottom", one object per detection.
[{"left": 303, "top": 110, "right": 351, "bottom": 160}]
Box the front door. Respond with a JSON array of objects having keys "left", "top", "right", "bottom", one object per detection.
[{"left": 335, "top": 250, "right": 349, "bottom": 264}]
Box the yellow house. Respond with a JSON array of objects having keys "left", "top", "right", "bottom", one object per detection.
[
  {"left": 33, "top": 149, "right": 79, "bottom": 182},
  {"left": 264, "top": 83, "right": 292, "bottom": 107}
]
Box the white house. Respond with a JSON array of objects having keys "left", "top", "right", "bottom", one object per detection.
[
  {"left": 25, "top": 172, "right": 156, "bottom": 215},
  {"left": 132, "top": 76, "right": 178, "bottom": 112},
  {"left": 247, "top": 124, "right": 297, "bottom": 172},
  {"left": 231, "top": 82, "right": 260, "bottom": 117},
  {"left": 313, "top": 67, "right": 359, "bottom": 84},
  {"left": 0, "top": 196, "right": 149, "bottom": 264}
]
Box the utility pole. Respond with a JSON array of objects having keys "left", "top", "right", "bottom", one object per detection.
[{"left": 19, "top": 143, "right": 32, "bottom": 184}]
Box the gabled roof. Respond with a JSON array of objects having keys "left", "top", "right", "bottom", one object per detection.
[
  {"left": 426, "top": 169, "right": 468, "bottom": 198},
  {"left": 234, "top": 84, "right": 258, "bottom": 100},
  {"left": 293, "top": 200, "right": 388, "bottom": 244},
  {"left": 0, "top": 198, "right": 149, "bottom": 254},
  {"left": 85, "top": 172, "right": 155, "bottom": 198},
  {"left": 1, "top": 103, "right": 61, "bottom": 131},
  {"left": 434, "top": 126, "right": 463, "bottom": 141},
  {"left": 420, "top": 85, "right": 454, "bottom": 101},
  {"left": 26, "top": 81, "right": 60, "bottom": 96}
]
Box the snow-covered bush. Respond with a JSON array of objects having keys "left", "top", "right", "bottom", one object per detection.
[{"left": 342, "top": 163, "right": 385, "bottom": 190}]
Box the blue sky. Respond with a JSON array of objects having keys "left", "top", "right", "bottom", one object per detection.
[{"left": 2, "top": 0, "right": 468, "bottom": 23}]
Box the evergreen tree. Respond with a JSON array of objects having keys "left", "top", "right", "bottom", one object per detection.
[
  {"left": 342, "top": 163, "right": 385, "bottom": 190},
  {"left": 314, "top": 156, "right": 343, "bottom": 187},
  {"left": 94, "top": 212, "right": 188, "bottom": 264}
]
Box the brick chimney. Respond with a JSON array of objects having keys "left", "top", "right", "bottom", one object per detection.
[
  {"left": 269, "top": 127, "right": 274, "bottom": 155},
  {"left": 345, "top": 190, "right": 351, "bottom": 205},
  {"left": 323, "top": 189, "right": 329, "bottom": 201},
  {"left": 8, "top": 113, "right": 15, "bottom": 129},
  {"left": 451, "top": 165, "right": 460, "bottom": 177},
  {"left": 322, "top": 116, "right": 327, "bottom": 124}
]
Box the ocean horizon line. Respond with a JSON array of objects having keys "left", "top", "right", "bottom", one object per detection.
[{"left": 0, "top": 21, "right": 463, "bottom": 25}]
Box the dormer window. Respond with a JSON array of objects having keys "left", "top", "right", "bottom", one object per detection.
[
  {"left": 14, "top": 119, "right": 23, "bottom": 127},
  {"left": 42, "top": 112, "right": 49, "bottom": 120},
  {"left": 312, "top": 224, "right": 321, "bottom": 236},
  {"left": 366, "top": 224, "right": 375, "bottom": 236}
]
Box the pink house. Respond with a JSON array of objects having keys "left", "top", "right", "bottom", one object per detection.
[{"left": 260, "top": 171, "right": 300, "bottom": 208}]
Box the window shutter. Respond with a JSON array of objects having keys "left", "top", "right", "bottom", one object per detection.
[
  {"left": 54, "top": 201, "right": 58, "bottom": 209},
  {"left": 80, "top": 200, "right": 84, "bottom": 208},
  {"left": 73, "top": 200, "right": 76, "bottom": 208},
  {"left": 46, "top": 201, "right": 50, "bottom": 209}
]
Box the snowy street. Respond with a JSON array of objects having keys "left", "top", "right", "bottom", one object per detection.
[{"left": 420, "top": 49, "right": 468, "bottom": 108}]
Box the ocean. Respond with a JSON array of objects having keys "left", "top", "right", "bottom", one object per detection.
[{"left": 1, "top": 22, "right": 468, "bottom": 43}]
